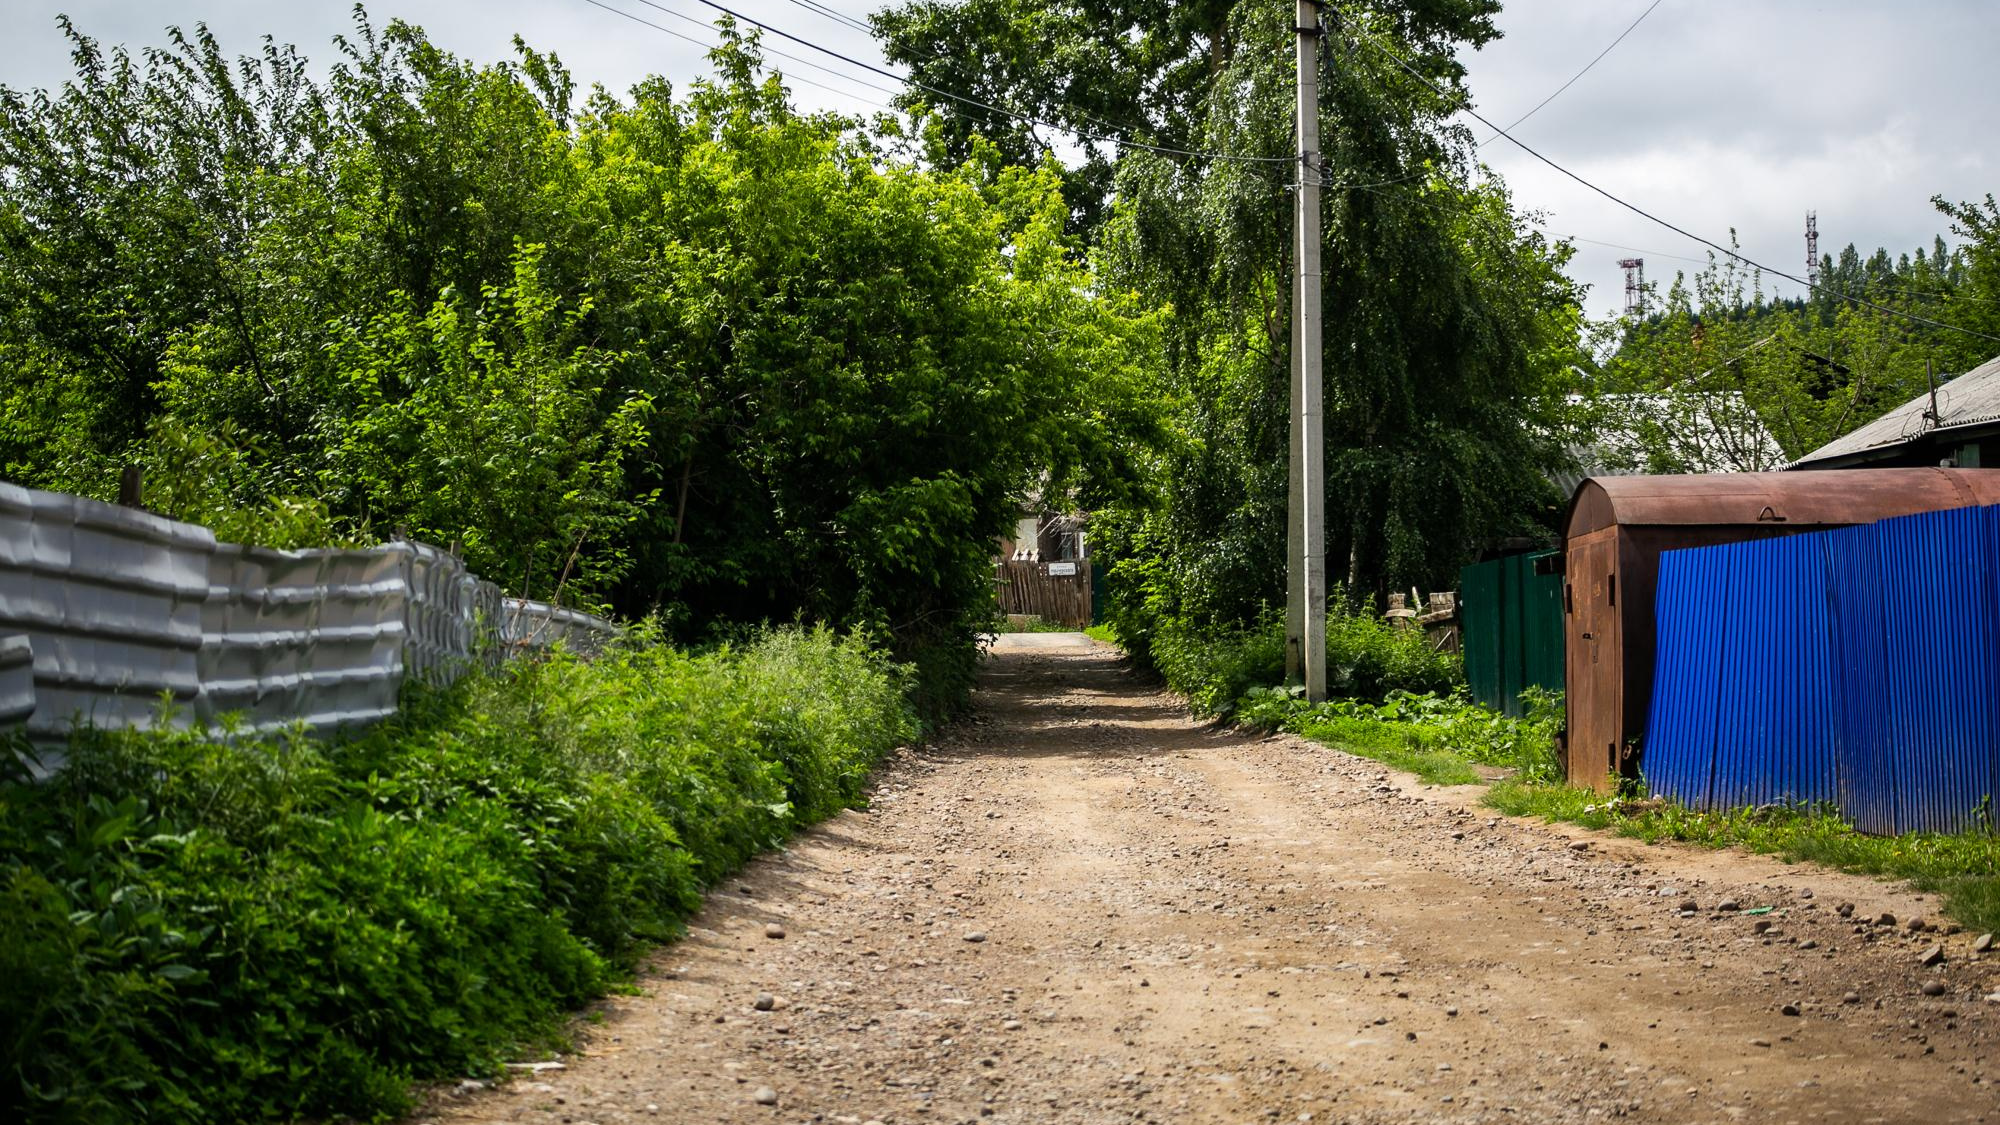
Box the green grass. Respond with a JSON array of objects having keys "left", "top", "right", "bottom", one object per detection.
[
  {"left": 1291, "top": 714, "right": 1484, "bottom": 785},
  {"left": 993, "top": 615, "right": 1078, "bottom": 633},
  {"left": 1487, "top": 780, "right": 2000, "bottom": 933},
  {"left": 1083, "top": 624, "right": 1117, "bottom": 645},
  {"left": 0, "top": 625, "right": 918, "bottom": 1125},
  {"left": 1237, "top": 684, "right": 2000, "bottom": 933}
]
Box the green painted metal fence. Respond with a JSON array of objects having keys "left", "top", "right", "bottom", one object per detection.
[{"left": 1459, "top": 551, "right": 1565, "bottom": 717}]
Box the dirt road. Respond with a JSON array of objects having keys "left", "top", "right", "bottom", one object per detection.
[{"left": 436, "top": 634, "right": 2000, "bottom": 1125}]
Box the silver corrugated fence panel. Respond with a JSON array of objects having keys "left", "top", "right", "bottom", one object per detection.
[
  {"left": 501, "top": 598, "right": 619, "bottom": 656},
  {"left": 0, "top": 482, "right": 214, "bottom": 737},
  {"left": 0, "top": 481, "right": 621, "bottom": 741},
  {"left": 197, "top": 543, "right": 411, "bottom": 731},
  {"left": 0, "top": 634, "right": 34, "bottom": 722}
]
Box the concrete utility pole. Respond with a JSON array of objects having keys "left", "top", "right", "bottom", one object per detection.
[{"left": 1291, "top": 0, "right": 1328, "bottom": 701}]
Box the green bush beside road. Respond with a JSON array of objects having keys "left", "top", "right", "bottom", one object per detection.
[{"left": 0, "top": 627, "right": 915, "bottom": 1125}]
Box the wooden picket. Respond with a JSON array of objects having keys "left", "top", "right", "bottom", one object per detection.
[{"left": 995, "top": 560, "right": 1092, "bottom": 627}]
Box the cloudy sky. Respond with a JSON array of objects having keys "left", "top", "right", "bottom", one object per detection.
[{"left": 4, "top": 1, "right": 1995, "bottom": 321}]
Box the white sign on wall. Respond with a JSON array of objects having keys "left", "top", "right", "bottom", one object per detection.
[{"left": 1048, "top": 561, "right": 1077, "bottom": 576}]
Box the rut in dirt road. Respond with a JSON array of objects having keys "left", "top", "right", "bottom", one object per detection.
[{"left": 439, "top": 633, "right": 2000, "bottom": 1125}]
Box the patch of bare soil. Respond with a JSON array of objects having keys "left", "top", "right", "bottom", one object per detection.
[{"left": 431, "top": 634, "right": 2000, "bottom": 1125}]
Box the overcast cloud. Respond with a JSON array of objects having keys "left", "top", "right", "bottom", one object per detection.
[{"left": 4, "top": 1, "right": 1996, "bottom": 322}]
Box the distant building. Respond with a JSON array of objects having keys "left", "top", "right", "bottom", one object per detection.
[
  {"left": 1559, "top": 391, "right": 1786, "bottom": 496},
  {"left": 1789, "top": 352, "right": 2000, "bottom": 470}
]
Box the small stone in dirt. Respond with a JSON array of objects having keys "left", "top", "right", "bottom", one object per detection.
[
  {"left": 1908, "top": 917, "right": 1930, "bottom": 933},
  {"left": 1922, "top": 980, "right": 1948, "bottom": 997},
  {"left": 1450, "top": 831, "right": 1465, "bottom": 841},
  {"left": 964, "top": 931, "right": 988, "bottom": 943},
  {"left": 1918, "top": 944, "right": 1946, "bottom": 967},
  {"left": 1568, "top": 841, "right": 1590, "bottom": 852},
  {"left": 1003, "top": 1020, "right": 1024, "bottom": 1031},
  {"left": 1841, "top": 991, "right": 1861, "bottom": 1005},
  {"left": 1780, "top": 1003, "right": 1801, "bottom": 1017},
  {"left": 1749, "top": 1038, "right": 1771, "bottom": 1048},
  {"left": 646, "top": 1105, "right": 659, "bottom": 1114},
  {"left": 1752, "top": 920, "right": 1773, "bottom": 934},
  {"left": 1836, "top": 902, "right": 1856, "bottom": 917},
  {"left": 751, "top": 1085, "right": 779, "bottom": 1106},
  {"left": 1679, "top": 899, "right": 1699, "bottom": 913},
  {"left": 1717, "top": 899, "right": 1740, "bottom": 912},
  {"left": 764, "top": 923, "right": 786, "bottom": 940},
  {"left": 754, "top": 993, "right": 776, "bottom": 1011},
  {"left": 1799, "top": 888, "right": 1814, "bottom": 899},
  {"left": 739, "top": 886, "right": 754, "bottom": 895},
  {"left": 1876, "top": 912, "right": 1897, "bottom": 927},
  {"left": 1445, "top": 1007, "right": 1459, "bottom": 1017},
  {"left": 1974, "top": 933, "right": 1995, "bottom": 954}
]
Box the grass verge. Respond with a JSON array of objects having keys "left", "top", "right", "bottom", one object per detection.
[
  {"left": 1488, "top": 780, "right": 2000, "bottom": 932},
  {"left": 1232, "top": 684, "right": 2000, "bottom": 933},
  {"left": 1, "top": 625, "right": 917, "bottom": 1125}
]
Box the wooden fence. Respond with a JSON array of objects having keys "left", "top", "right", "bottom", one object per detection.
[{"left": 995, "top": 559, "right": 1092, "bottom": 627}]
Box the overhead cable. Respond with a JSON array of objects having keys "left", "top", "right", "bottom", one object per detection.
[
  {"left": 1478, "top": 0, "right": 1664, "bottom": 145},
  {"left": 668, "top": 0, "right": 1298, "bottom": 164},
  {"left": 1353, "top": 29, "right": 2000, "bottom": 346}
]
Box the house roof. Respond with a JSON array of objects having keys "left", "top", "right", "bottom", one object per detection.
[{"left": 1790, "top": 352, "right": 2000, "bottom": 468}]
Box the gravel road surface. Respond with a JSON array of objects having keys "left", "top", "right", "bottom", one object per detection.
[{"left": 433, "top": 633, "right": 2000, "bottom": 1125}]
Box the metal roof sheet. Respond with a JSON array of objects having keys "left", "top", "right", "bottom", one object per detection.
[
  {"left": 1791, "top": 352, "right": 2000, "bottom": 467},
  {"left": 1565, "top": 468, "right": 2000, "bottom": 537}
]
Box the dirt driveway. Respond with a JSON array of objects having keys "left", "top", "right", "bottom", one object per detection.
[{"left": 435, "top": 634, "right": 2000, "bottom": 1125}]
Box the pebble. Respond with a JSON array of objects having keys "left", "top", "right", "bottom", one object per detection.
[
  {"left": 1568, "top": 841, "right": 1590, "bottom": 852},
  {"left": 1918, "top": 944, "right": 1946, "bottom": 967},
  {"left": 1717, "top": 899, "right": 1740, "bottom": 912},
  {"left": 754, "top": 993, "right": 776, "bottom": 1011},
  {"left": 1836, "top": 902, "right": 1856, "bottom": 918},
  {"left": 1922, "top": 980, "right": 1948, "bottom": 997},
  {"left": 753, "top": 1086, "right": 778, "bottom": 1106},
  {"left": 1780, "top": 1003, "right": 1801, "bottom": 1016},
  {"left": 1975, "top": 933, "right": 1996, "bottom": 954},
  {"left": 1003, "top": 1019, "right": 1024, "bottom": 1031},
  {"left": 1908, "top": 917, "right": 1930, "bottom": 933},
  {"left": 1679, "top": 899, "right": 1699, "bottom": 913},
  {"left": 1876, "top": 912, "right": 1898, "bottom": 927},
  {"left": 1752, "top": 920, "right": 1772, "bottom": 934},
  {"left": 1749, "top": 1037, "right": 1771, "bottom": 1048},
  {"left": 964, "top": 931, "right": 988, "bottom": 943},
  {"left": 1841, "top": 991, "right": 1861, "bottom": 1005},
  {"left": 764, "top": 923, "right": 786, "bottom": 940}
]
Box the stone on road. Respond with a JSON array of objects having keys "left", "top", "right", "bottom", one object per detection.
[{"left": 436, "top": 633, "right": 1997, "bottom": 1123}]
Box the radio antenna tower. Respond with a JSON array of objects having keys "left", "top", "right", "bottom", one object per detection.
[
  {"left": 1618, "top": 257, "right": 1645, "bottom": 317},
  {"left": 1805, "top": 211, "right": 1820, "bottom": 290}
]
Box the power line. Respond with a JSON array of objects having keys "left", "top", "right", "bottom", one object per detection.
[
  {"left": 1352, "top": 29, "right": 2000, "bottom": 347},
  {"left": 582, "top": 0, "right": 906, "bottom": 105},
  {"left": 778, "top": 0, "right": 874, "bottom": 37},
  {"left": 670, "top": 0, "right": 1298, "bottom": 164},
  {"left": 1478, "top": 0, "right": 1664, "bottom": 145}
]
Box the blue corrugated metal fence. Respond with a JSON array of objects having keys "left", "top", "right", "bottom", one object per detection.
[{"left": 1646, "top": 504, "right": 2000, "bottom": 834}]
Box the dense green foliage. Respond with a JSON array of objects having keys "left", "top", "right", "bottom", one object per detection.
[
  {"left": 1139, "top": 599, "right": 1462, "bottom": 716},
  {"left": 1590, "top": 216, "right": 2000, "bottom": 468},
  {"left": 0, "top": 627, "right": 913, "bottom": 1124},
  {"left": 1239, "top": 684, "right": 1561, "bottom": 786},
  {"left": 878, "top": 0, "right": 1584, "bottom": 670},
  {"left": 0, "top": 15, "right": 1163, "bottom": 714}
]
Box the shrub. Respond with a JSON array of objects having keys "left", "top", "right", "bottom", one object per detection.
[
  {"left": 1137, "top": 596, "right": 1464, "bottom": 717},
  {"left": 0, "top": 626, "right": 915, "bottom": 1124}
]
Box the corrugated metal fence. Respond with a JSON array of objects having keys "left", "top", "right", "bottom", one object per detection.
[
  {"left": 1459, "top": 551, "right": 1564, "bottom": 718},
  {"left": 0, "top": 482, "right": 617, "bottom": 740},
  {"left": 1645, "top": 504, "right": 2000, "bottom": 833}
]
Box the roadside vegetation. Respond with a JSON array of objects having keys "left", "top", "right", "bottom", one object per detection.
[
  {"left": 0, "top": 627, "right": 914, "bottom": 1125},
  {"left": 1225, "top": 667, "right": 2000, "bottom": 933}
]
